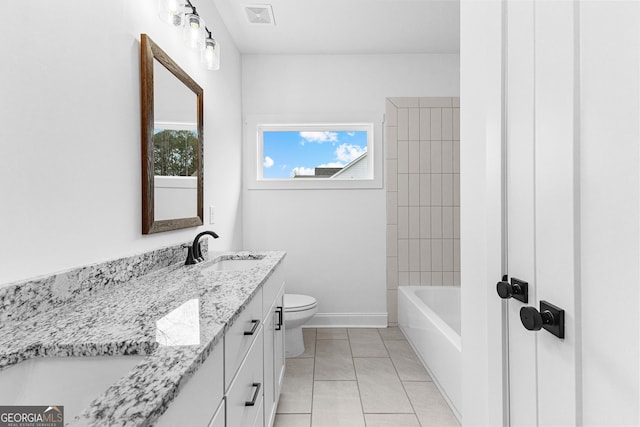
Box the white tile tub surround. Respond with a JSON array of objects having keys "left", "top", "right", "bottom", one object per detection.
[{"left": 385, "top": 97, "right": 460, "bottom": 325}]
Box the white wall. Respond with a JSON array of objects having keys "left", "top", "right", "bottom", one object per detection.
[
  {"left": 242, "top": 54, "right": 459, "bottom": 325},
  {"left": 0, "top": 0, "right": 243, "bottom": 285}
]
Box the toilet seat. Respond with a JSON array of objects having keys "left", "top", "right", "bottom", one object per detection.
[{"left": 284, "top": 294, "right": 317, "bottom": 312}]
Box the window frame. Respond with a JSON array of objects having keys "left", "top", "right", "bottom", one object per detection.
[{"left": 245, "top": 114, "right": 383, "bottom": 190}]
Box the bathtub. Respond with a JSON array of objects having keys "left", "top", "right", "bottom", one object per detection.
[{"left": 398, "top": 286, "right": 461, "bottom": 421}]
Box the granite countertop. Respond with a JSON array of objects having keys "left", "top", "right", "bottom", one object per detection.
[{"left": 0, "top": 251, "right": 286, "bottom": 426}]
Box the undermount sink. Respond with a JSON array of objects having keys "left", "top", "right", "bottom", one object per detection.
[
  {"left": 202, "top": 258, "right": 263, "bottom": 273},
  {"left": 0, "top": 355, "right": 145, "bottom": 421}
]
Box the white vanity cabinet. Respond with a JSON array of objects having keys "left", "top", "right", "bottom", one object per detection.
[
  {"left": 156, "top": 261, "right": 285, "bottom": 427},
  {"left": 155, "top": 343, "right": 224, "bottom": 427},
  {"left": 226, "top": 263, "right": 285, "bottom": 427},
  {"left": 208, "top": 402, "right": 225, "bottom": 427},
  {"left": 263, "top": 268, "right": 285, "bottom": 427}
]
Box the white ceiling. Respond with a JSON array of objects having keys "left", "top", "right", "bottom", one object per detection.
[{"left": 212, "top": 0, "right": 460, "bottom": 55}]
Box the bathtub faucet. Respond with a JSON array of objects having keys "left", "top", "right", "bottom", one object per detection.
[{"left": 184, "top": 230, "right": 219, "bottom": 265}]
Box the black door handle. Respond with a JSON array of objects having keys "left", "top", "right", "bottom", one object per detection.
[
  {"left": 244, "top": 319, "right": 260, "bottom": 336},
  {"left": 275, "top": 306, "right": 283, "bottom": 331},
  {"left": 245, "top": 382, "right": 262, "bottom": 406},
  {"left": 520, "top": 301, "right": 565, "bottom": 339},
  {"left": 496, "top": 276, "right": 528, "bottom": 303}
]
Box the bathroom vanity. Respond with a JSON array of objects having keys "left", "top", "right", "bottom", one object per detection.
[
  {"left": 155, "top": 255, "right": 285, "bottom": 427},
  {"left": 0, "top": 248, "right": 286, "bottom": 427}
]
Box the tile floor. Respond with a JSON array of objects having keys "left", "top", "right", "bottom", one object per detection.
[{"left": 273, "top": 327, "right": 460, "bottom": 427}]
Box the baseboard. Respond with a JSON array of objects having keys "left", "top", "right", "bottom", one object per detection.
[{"left": 304, "top": 312, "right": 388, "bottom": 328}]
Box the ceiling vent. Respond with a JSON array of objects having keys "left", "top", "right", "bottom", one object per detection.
[{"left": 244, "top": 4, "right": 275, "bottom": 26}]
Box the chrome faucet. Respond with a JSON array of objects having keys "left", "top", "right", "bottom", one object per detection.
[{"left": 184, "top": 230, "right": 219, "bottom": 265}]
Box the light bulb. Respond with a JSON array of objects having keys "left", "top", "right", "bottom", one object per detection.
[
  {"left": 157, "top": 0, "right": 185, "bottom": 27},
  {"left": 202, "top": 37, "right": 220, "bottom": 70},
  {"left": 183, "top": 13, "right": 205, "bottom": 50}
]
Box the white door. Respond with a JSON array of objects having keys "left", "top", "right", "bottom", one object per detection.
[{"left": 504, "top": 1, "right": 578, "bottom": 425}]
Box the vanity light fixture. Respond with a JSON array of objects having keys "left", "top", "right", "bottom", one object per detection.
[
  {"left": 201, "top": 31, "right": 220, "bottom": 71},
  {"left": 183, "top": 8, "right": 206, "bottom": 50},
  {"left": 157, "top": 0, "right": 185, "bottom": 27},
  {"left": 157, "top": 0, "right": 220, "bottom": 70}
]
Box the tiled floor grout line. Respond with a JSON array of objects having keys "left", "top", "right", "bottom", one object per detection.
[
  {"left": 309, "top": 331, "right": 316, "bottom": 427},
  {"left": 345, "top": 330, "right": 367, "bottom": 427},
  {"left": 278, "top": 328, "right": 459, "bottom": 427},
  {"left": 389, "top": 329, "right": 431, "bottom": 427},
  {"left": 353, "top": 355, "right": 393, "bottom": 358},
  {"left": 398, "top": 373, "right": 424, "bottom": 427},
  {"left": 380, "top": 329, "right": 424, "bottom": 427}
]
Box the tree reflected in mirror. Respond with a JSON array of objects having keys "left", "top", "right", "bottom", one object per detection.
[{"left": 153, "top": 129, "right": 198, "bottom": 177}]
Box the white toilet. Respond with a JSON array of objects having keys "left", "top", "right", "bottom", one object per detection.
[{"left": 283, "top": 294, "right": 318, "bottom": 358}]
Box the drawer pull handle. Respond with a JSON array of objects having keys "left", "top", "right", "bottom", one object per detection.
[
  {"left": 276, "top": 306, "right": 283, "bottom": 331},
  {"left": 244, "top": 319, "right": 260, "bottom": 336},
  {"left": 245, "top": 382, "right": 261, "bottom": 406}
]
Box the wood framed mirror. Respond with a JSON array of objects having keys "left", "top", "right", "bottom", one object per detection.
[{"left": 140, "top": 34, "right": 204, "bottom": 234}]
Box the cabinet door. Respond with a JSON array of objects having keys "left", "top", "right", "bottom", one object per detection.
[
  {"left": 208, "top": 401, "right": 225, "bottom": 427},
  {"left": 264, "top": 283, "right": 285, "bottom": 427},
  {"left": 155, "top": 343, "right": 224, "bottom": 427},
  {"left": 273, "top": 285, "right": 285, "bottom": 398},
  {"left": 263, "top": 300, "right": 276, "bottom": 427},
  {"left": 262, "top": 264, "right": 284, "bottom": 316},
  {"left": 252, "top": 397, "right": 265, "bottom": 427}
]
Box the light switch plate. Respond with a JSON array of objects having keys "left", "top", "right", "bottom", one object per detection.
[{"left": 209, "top": 206, "right": 215, "bottom": 224}]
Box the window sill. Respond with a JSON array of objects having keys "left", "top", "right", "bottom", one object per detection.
[{"left": 247, "top": 177, "right": 383, "bottom": 190}]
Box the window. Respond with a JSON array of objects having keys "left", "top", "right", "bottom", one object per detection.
[
  {"left": 259, "top": 124, "right": 373, "bottom": 181},
  {"left": 245, "top": 116, "right": 382, "bottom": 189}
]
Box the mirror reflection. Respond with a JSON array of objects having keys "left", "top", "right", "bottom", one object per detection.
[
  {"left": 153, "top": 60, "right": 198, "bottom": 221},
  {"left": 140, "top": 34, "right": 204, "bottom": 234}
]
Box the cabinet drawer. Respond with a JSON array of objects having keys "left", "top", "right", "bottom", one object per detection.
[
  {"left": 225, "top": 288, "right": 263, "bottom": 390},
  {"left": 156, "top": 343, "right": 224, "bottom": 427},
  {"left": 227, "top": 329, "right": 264, "bottom": 427},
  {"left": 208, "top": 400, "right": 225, "bottom": 427},
  {"left": 252, "top": 395, "right": 264, "bottom": 427},
  {"left": 262, "top": 263, "right": 284, "bottom": 320}
]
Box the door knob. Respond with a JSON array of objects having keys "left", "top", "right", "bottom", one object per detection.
[
  {"left": 520, "top": 301, "right": 565, "bottom": 339},
  {"left": 520, "top": 306, "right": 552, "bottom": 331},
  {"left": 496, "top": 276, "right": 528, "bottom": 303}
]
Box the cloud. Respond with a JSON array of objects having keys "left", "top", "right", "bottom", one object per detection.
[
  {"left": 290, "top": 166, "right": 315, "bottom": 177},
  {"left": 335, "top": 143, "right": 367, "bottom": 163},
  {"left": 264, "top": 156, "right": 274, "bottom": 168},
  {"left": 318, "top": 162, "right": 345, "bottom": 168},
  {"left": 347, "top": 132, "right": 356, "bottom": 136},
  {"left": 299, "top": 131, "right": 339, "bottom": 143}
]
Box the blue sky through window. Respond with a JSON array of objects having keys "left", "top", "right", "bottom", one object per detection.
[{"left": 262, "top": 130, "right": 368, "bottom": 178}]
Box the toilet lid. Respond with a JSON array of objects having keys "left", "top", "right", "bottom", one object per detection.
[{"left": 284, "top": 294, "right": 317, "bottom": 312}]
